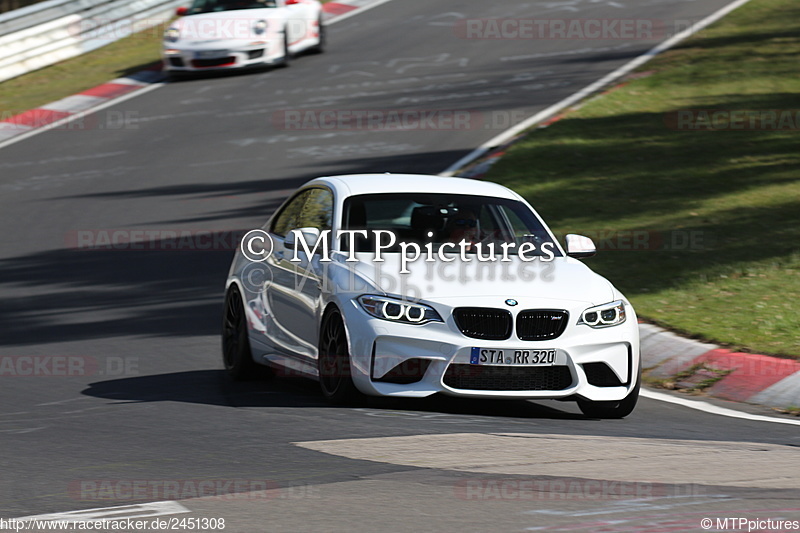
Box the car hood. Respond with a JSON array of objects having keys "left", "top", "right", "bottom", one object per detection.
[
  {"left": 341, "top": 254, "right": 616, "bottom": 306},
  {"left": 174, "top": 9, "right": 282, "bottom": 41},
  {"left": 180, "top": 9, "right": 281, "bottom": 21}
]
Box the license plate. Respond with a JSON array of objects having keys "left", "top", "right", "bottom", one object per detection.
[
  {"left": 194, "top": 50, "right": 229, "bottom": 59},
  {"left": 470, "top": 347, "right": 556, "bottom": 366}
]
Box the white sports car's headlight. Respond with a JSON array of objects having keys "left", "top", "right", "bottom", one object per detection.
[
  {"left": 164, "top": 27, "right": 180, "bottom": 43},
  {"left": 578, "top": 300, "right": 627, "bottom": 328},
  {"left": 357, "top": 295, "right": 443, "bottom": 325},
  {"left": 253, "top": 20, "right": 268, "bottom": 35}
]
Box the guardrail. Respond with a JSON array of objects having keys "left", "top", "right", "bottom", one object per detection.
[{"left": 0, "top": 0, "right": 185, "bottom": 83}]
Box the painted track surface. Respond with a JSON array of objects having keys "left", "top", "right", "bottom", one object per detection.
[{"left": 1, "top": 0, "right": 798, "bottom": 529}]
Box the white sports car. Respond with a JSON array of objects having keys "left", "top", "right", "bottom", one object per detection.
[
  {"left": 224, "top": 174, "right": 641, "bottom": 418},
  {"left": 162, "top": 0, "right": 324, "bottom": 74}
]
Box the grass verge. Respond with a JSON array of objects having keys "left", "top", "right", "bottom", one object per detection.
[
  {"left": 0, "top": 24, "right": 166, "bottom": 116},
  {"left": 646, "top": 364, "right": 733, "bottom": 392},
  {"left": 486, "top": 0, "right": 800, "bottom": 356}
]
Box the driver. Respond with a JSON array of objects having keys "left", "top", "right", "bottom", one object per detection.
[{"left": 445, "top": 208, "right": 482, "bottom": 247}]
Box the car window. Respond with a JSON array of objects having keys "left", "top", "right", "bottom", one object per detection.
[
  {"left": 270, "top": 190, "right": 311, "bottom": 238},
  {"left": 270, "top": 188, "right": 333, "bottom": 238},
  {"left": 296, "top": 188, "right": 333, "bottom": 231},
  {"left": 493, "top": 204, "right": 552, "bottom": 247},
  {"left": 341, "top": 193, "right": 560, "bottom": 256},
  {"left": 188, "top": 0, "right": 276, "bottom": 14}
]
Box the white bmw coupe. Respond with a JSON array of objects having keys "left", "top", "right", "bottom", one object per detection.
[
  {"left": 224, "top": 174, "right": 641, "bottom": 418},
  {"left": 162, "top": 0, "right": 324, "bottom": 74}
]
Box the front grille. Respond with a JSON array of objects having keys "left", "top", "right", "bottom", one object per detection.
[
  {"left": 582, "top": 362, "right": 624, "bottom": 387},
  {"left": 516, "top": 310, "right": 569, "bottom": 340},
  {"left": 168, "top": 57, "right": 185, "bottom": 67},
  {"left": 443, "top": 364, "right": 573, "bottom": 391},
  {"left": 453, "top": 308, "right": 512, "bottom": 340},
  {"left": 191, "top": 57, "right": 236, "bottom": 68},
  {"left": 248, "top": 49, "right": 265, "bottom": 59}
]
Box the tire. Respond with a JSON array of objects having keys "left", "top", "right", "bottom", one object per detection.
[
  {"left": 222, "top": 286, "right": 272, "bottom": 381},
  {"left": 318, "top": 309, "right": 360, "bottom": 404},
  {"left": 577, "top": 367, "right": 641, "bottom": 419},
  {"left": 278, "top": 30, "right": 292, "bottom": 67},
  {"left": 310, "top": 15, "right": 325, "bottom": 54},
  {"left": 166, "top": 70, "right": 189, "bottom": 82}
]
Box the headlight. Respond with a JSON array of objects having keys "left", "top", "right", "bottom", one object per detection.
[
  {"left": 164, "top": 27, "right": 180, "bottom": 43},
  {"left": 357, "top": 295, "right": 443, "bottom": 325},
  {"left": 578, "top": 300, "right": 626, "bottom": 328},
  {"left": 253, "top": 20, "right": 268, "bottom": 35}
]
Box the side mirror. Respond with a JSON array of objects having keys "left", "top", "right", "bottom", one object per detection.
[
  {"left": 565, "top": 234, "right": 596, "bottom": 258},
  {"left": 176, "top": 6, "right": 188, "bottom": 16},
  {"left": 285, "top": 227, "right": 322, "bottom": 254}
]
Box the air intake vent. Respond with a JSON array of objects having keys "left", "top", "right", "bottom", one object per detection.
[
  {"left": 444, "top": 364, "right": 573, "bottom": 391},
  {"left": 582, "top": 362, "right": 624, "bottom": 387}
]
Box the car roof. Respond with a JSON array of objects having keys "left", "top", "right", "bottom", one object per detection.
[{"left": 308, "top": 174, "right": 522, "bottom": 201}]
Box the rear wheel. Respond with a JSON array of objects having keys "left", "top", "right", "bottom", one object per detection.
[
  {"left": 318, "top": 309, "right": 360, "bottom": 404},
  {"left": 577, "top": 371, "right": 640, "bottom": 419},
  {"left": 222, "top": 286, "right": 271, "bottom": 381}
]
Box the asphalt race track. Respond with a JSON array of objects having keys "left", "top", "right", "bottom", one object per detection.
[{"left": 1, "top": 0, "right": 798, "bottom": 530}]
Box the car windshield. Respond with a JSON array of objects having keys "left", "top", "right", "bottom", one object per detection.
[
  {"left": 341, "top": 193, "right": 561, "bottom": 256},
  {"left": 188, "top": 0, "right": 276, "bottom": 14}
]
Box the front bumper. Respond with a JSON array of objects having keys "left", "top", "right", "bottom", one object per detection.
[
  {"left": 162, "top": 41, "right": 279, "bottom": 71},
  {"left": 341, "top": 297, "right": 640, "bottom": 402}
]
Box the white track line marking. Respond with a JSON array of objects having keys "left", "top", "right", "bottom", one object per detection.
[
  {"left": 18, "top": 501, "right": 191, "bottom": 522},
  {"left": 440, "top": 0, "right": 755, "bottom": 176},
  {"left": 0, "top": 83, "right": 165, "bottom": 151},
  {"left": 327, "top": 0, "right": 396, "bottom": 24},
  {"left": 641, "top": 389, "right": 800, "bottom": 427}
]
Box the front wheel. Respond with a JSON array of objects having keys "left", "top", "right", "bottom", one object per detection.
[
  {"left": 318, "top": 310, "right": 360, "bottom": 404},
  {"left": 166, "top": 70, "right": 190, "bottom": 82},
  {"left": 577, "top": 373, "right": 640, "bottom": 419},
  {"left": 278, "top": 30, "right": 292, "bottom": 67}
]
